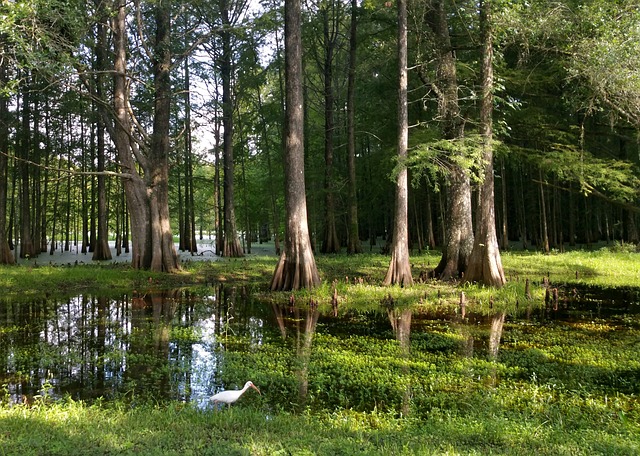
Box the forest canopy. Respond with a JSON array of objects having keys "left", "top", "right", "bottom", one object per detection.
[{"left": 0, "top": 0, "right": 639, "bottom": 273}]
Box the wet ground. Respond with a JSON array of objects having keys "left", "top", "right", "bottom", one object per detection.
[{"left": 1, "top": 283, "right": 638, "bottom": 412}]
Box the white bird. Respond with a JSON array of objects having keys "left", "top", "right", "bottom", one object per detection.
[{"left": 210, "top": 381, "right": 261, "bottom": 407}]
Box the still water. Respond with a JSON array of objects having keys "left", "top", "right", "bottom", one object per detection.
[{"left": 1, "top": 284, "right": 638, "bottom": 412}]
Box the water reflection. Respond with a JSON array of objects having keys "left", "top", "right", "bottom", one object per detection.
[
  {"left": 1, "top": 284, "right": 637, "bottom": 411},
  {"left": 271, "top": 299, "right": 320, "bottom": 410},
  {"left": 0, "top": 287, "right": 270, "bottom": 406},
  {"left": 387, "top": 305, "right": 412, "bottom": 415}
]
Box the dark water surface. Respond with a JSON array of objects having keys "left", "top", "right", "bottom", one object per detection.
[{"left": 1, "top": 284, "right": 639, "bottom": 411}]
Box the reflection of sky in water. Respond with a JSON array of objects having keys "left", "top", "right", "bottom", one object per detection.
[
  {"left": 4, "top": 285, "right": 632, "bottom": 409},
  {"left": 188, "top": 316, "right": 220, "bottom": 409}
]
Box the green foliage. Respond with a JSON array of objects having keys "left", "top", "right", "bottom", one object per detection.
[
  {"left": 0, "top": 0, "right": 88, "bottom": 76},
  {"left": 509, "top": 142, "right": 640, "bottom": 204},
  {"left": 567, "top": 1, "right": 640, "bottom": 125},
  {"left": 407, "top": 129, "right": 489, "bottom": 191}
]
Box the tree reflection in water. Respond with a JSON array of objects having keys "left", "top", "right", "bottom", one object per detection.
[
  {"left": 271, "top": 298, "right": 319, "bottom": 410},
  {"left": 387, "top": 304, "right": 412, "bottom": 416}
]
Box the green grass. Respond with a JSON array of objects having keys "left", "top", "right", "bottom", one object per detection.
[
  {"left": 1, "top": 247, "right": 639, "bottom": 455},
  {"left": 1, "top": 389, "right": 638, "bottom": 455}
]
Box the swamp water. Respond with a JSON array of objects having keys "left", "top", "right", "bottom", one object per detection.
[{"left": 1, "top": 284, "right": 639, "bottom": 416}]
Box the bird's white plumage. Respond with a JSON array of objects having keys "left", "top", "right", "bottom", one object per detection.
[{"left": 210, "top": 381, "right": 260, "bottom": 406}]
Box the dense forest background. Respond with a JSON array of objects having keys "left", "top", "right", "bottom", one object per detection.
[{"left": 0, "top": 0, "right": 639, "bottom": 272}]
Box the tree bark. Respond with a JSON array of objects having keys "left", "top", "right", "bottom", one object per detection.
[
  {"left": 271, "top": 0, "right": 321, "bottom": 291},
  {"left": 499, "top": 158, "right": 509, "bottom": 250},
  {"left": 220, "top": 0, "right": 243, "bottom": 258},
  {"left": 346, "top": 0, "right": 362, "bottom": 254},
  {"left": 256, "top": 89, "right": 281, "bottom": 255},
  {"left": 320, "top": 2, "right": 340, "bottom": 254},
  {"left": 92, "top": 6, "right": 112, "bottom": 261},
  {"left": 383, "top": 0, "right": 413, "bottom": 287},
  {"left": 427, "top": 0, "right": 473, "bottom": 280},
  {"left": 0, "top": 55, "right": 15, "bottom": 264},
  {"left": 19, "top": 80, "right": 37, "bottom": 259},
  {"left": 464, "top": 0, "right": 505, "bottom": 287},
  {"left": 110, "top": 0, "right": 179, "bottom": 272}
]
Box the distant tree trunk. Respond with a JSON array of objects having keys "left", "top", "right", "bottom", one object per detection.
[
  {"left": 220, "top": 0, "right": 243, "bottom": 258},
  {"left": 383, "top": 0, "right": 413, "bottom": 287},
  {"left": 19, "top": 81, "right": 36, "bottom": 259},
  {"left": 92, "top": 120, "right": 112, "bottom": 260},
  {"left": 426, "top": 0, "right": 473, "bottom": 280},
  {"left": 32, "top": 106, "right": 42, "bottom": 255},
  {"left": 237, "top": 114, "right": 251, "bottom": 253},
  {"left": 499, "top": 158, "right": 509, "bottom": 250},
  {"left": 182, "top": 57, "right": 197, "bottom": 254},
  {"left": 0, "top": 56, "right": 15, "bottom": 264},
  {"left": 320, "top": 2, "right": 340, "bottom": 254},
  {"left": 346, "top": 0, "right": 362, "bottom": 254},
  {"left": 92, "top": 10, "right": 112, "bottom": 261},
  {"left": 214, "top": 135, "right": 223, "bottom": 256},
  {"left": 539, "top": 170, "right": 550, "bottom": 253},
  {"left": 271, "top": 0, "right": 321, "bottom": 291},
  {"left": 256, "top": 89, "right": 281, "bottom": 255},
  {"left": 50, "top": 152, "right": 63, "bottom": 255},
  {"left": 40, "top": 109, "right": 51, "bottom": 253},
  {"left": 425, "top": 189, "right": 436, "bottom": 249},
  {"left": 177, "top": 135, "right": 185, "bottom": 251},
  {"left": 81, "top": 123, "right": 89, "bottom": 255},
  {"left": 464, "top": 0, "right": 505, "bottom": 287},
  {"left": 8, "top": 164, "right": 16, "bottom": 250}
]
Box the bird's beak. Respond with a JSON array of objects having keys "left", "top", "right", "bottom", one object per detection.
[{"left": 251, "top": 384, "right": 261, "bottom": 395}]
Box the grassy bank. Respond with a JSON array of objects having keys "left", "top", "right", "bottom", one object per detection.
[
  {"left": 1, "top": 392, "right": 638, "bottom": 455},
  {"left": 2, "top": 245, "right": 638, "bottom": 301}
]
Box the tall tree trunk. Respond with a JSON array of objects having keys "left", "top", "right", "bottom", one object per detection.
[
  {"left": 320, "top": 2, "right": 340, "bottom": 254},
  {"left": 383, "top": 0, "right": 413, "bottom": 286},
  {"left": 464, "top": 0, "right": 505, "bottom": 287},
  {"left": 271, "top": 0, "right": 321, "bottom": 291},
  {"left": 64, "top": 125, "right": 72, "bottom": 252},
  {"left": 0, "top": 55, "right": 15, "bottom": 264},
  {"left": 19, "top": 80, "right": 36, "bottom": 259},
  {"left": 187, "top": 126, "right": 197, "bottom": 254},
  {"left": 110, "top": 0, "right": 179, "bottom": 272},
  {"left": 426, "top": 0, "right": 473, "bottom": 280},
  {"left": 183, "top": 57, "right": 197, "bottom": 254},
  {"left": 256, "top": 89, "right": 281, "bottom": 255},
  {"left": 214, "top": 130, "right": 223, "bottom": 256},
  {"left": 346, "top": 0, "right": 362, "bottom": 254},
  {"left": 220, "top": 0, "right": 243, "bottom": 258},
  {"left": 40, "top": 108, "right": 51, "bottom": 253},
  {"left": 50, "top": 152, "right": 63, "bottom": 255},
  {"left": 81, "top": 121, "right": 89, "bottom": 254},
  {"left": 148, "top": 0, "right": 180, "bottom": 271}
]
